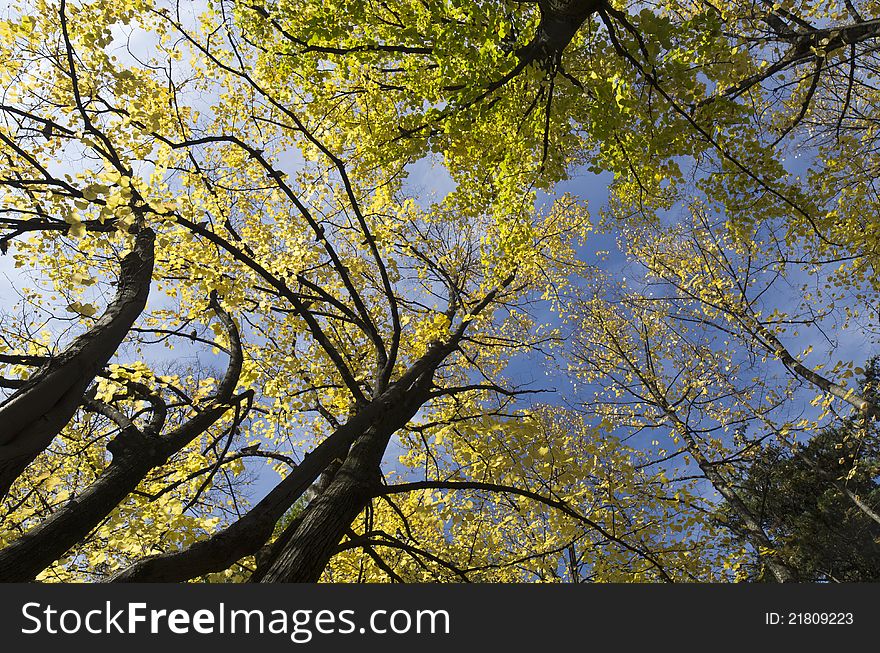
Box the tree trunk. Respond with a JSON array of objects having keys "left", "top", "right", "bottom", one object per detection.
[
  {"left": 108, "top": 425, "right": 352, "bottom": 582},
  {"left": 111, "top": 340, "right": 449, "bottom": 582},
  {"left": 0, "top": 445, "right": 156, "bottom": 581},
  {"left": 258, "top": 423, "right": 390, "bottom": 582},
  {"left": 661, "top": 403, "right": 798, "bottom": 582},
  {"left": 258, "top": 368, "right": 435, "bottom": 582},
  {"left": 0, "top": 228, "right": 154, "bottom": 498},
  {"left": 516, "top": 0, "right": 604, "bottom": 65},
  {"left": 109, "top": 403, "right": 388, "bottom": 582}
]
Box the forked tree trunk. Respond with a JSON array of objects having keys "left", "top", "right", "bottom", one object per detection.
[
  {"left": 110, "top": 341, "right": 453, "bottom": 583},
  {"left": 258, "top": 423, "right": 392, "bottom": 582},
  {"left": 516, "top": 0, "right": 605, "bottom": 65},
  {"left": 257, "top": 373, "right": 435, "bottom": 582}
]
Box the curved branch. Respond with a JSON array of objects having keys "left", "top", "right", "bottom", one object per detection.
[{"left": 376, "top": 480, "right": 675, "bottom": 582}]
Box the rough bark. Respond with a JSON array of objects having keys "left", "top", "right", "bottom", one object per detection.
[
  {"left": 249, "top": 457, "right": 344, "bottom": 582},
  {"left": 0, "top": 228, "right": 155, "bottom": 498},
  {"left": 259, "top": 432, "right": 386, "bottom": 582},
  {"left": 516, "top": 0, "right": 605, "bottom": 65},
  {"left": 109, "top": 417, "right": 360, "bottom": 582},
  {"left": 258, "top": 381, "right": 430, "bottom": 582}
]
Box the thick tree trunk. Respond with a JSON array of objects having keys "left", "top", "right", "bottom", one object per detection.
[
  {"left": 516, "top": 0, "right": 604, "bottom": 65},
  {"left": 249, "top": 458, "right": 344, "bottom": 582},
  {"left": 108, "top": 423, "right": 355, "bottom": 582},
  {"left": 258, "top": 423, "right": 391, "bottom": 582},
  {"left": 0, "top": 446, "right": 156, "bottom": 581},
  {"left": 110, "top": 397, "right": 400, "bottom": 582},
  {"left": 0, "top": 228, "right": 154, "bottom": 498},
  {"left": 258, "top": 370, "right": 434, "bottom": 582},
  {"left": 111, "top": 388, "right": 425, "bottom": 582}
]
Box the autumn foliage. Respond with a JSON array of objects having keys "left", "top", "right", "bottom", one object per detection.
[{"left": 0, "top": 0, "right": 877, "bottom": 582}]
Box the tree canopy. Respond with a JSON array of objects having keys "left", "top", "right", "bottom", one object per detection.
[{"left": 0, "top": 0, "right": 877, "bottom": 583}]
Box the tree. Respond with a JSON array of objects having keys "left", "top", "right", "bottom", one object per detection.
[
  {"left": 565, "top": 205, "right": 879, "bottom": 583},
  {"left": 235, "top": 0, "right": 880, "bottom": 253},
  {"left": 1, "top": 0, "right": 724, "bottom": 583},
  {"left": 1, "top": 0, "right": 879, "bottom": 583},
  {"left": 723, "top": 360, "right": 880, "bottom": 582},
  {"left": 0, "top": 227, "right": 154, "bottom": 497},
  {"left": 727, "top": 427, "right": 880, "bottom": 582}
]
